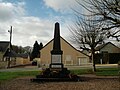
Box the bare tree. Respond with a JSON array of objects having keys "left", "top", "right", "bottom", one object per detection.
[
  {"left": 70, "top": 18, "right": 107, "bottom": 72},
  {"left": 76, "top": 0, "right": 120, "bottom": 41}
]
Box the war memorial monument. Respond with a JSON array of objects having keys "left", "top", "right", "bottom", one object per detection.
[{"left": 31, "top": 22, "right": 80, "bottom": 82}]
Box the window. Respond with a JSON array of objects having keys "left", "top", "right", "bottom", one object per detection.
[
  {"left": 78, "top": 57, "right": 88, "bottom": 65},
  {"left": 65, "top": 55, "right": 73, "bottom": 65}
]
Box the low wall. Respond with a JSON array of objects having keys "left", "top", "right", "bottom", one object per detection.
[{"left": 0, "top": 61, "right": 7, "bottom": 69}]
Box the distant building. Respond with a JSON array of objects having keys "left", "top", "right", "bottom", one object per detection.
[
  {"left": 0, "top": 41, "right": 31, "bottom": 68},
  {"left": 40, "top": 37, "right": 91, "bottom": 67},
  {"left": 95, "top": 42, "right": 120, "bottom": 64},
  {"left": 15, "top": 53, "right": 31, "bottom": 66},
  {"left": 0, "top": 41, "right": 10, "bottom": 61}
]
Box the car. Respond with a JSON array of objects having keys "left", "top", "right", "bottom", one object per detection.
[{"left": 32, "top": 60, "right": 37, "bottom": 66}]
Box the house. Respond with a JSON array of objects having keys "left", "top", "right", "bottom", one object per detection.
[
  {"left": 40, "top": 37, "right": 91, "bottom": 67},
  {"left": 95, "top": 42, "right": 120, "bottom": 64},
  {"left": 15, "top": 53, "right": 31, "bottom": 66},
  {"left": 0, "top": 41, "right": 10, "bottom": 61},
  {"left": 0, "top": 41, "right": 31, "bottom": 68},
  {"left": 0, "top": 41, "right": 12, "bottom": 68}
]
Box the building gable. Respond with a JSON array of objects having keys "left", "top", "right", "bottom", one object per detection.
[
  {"left": 40, "top": 37, "right": 90, "bottom": 66},
  {"left": 0, "top": 41, "right": 10, "bottom": 61},
  {"left": 60, "top": 37, "right": 89, "bottom": 57},
  {"left": 100, "top": 42, "right": 120, "bottom": 53},
  {"left": 0, "top": 41, "right": 10, "bottom": 52},
  {"left": 41, "top": 37, "right": 88, "bottom": 57}
]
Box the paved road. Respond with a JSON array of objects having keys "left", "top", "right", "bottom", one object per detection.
[{"left": 0, "top": 64, "right": 118, "bottom": 72}]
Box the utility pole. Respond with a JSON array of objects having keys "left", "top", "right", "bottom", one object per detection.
[
  {"left": 7, "top": 26, "right": 12, "bottom": 68},
  {"left": 9, "top": 26, "right": 12, "bottom": 49}
]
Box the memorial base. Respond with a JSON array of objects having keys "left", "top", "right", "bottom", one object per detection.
[{"left": 31, "top": 67, "right": 80, "bottom": 82}]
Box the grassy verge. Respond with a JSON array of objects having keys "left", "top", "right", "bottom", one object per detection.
[
  {"left": 95, "top": 68, "right": 119, "bottom": 76},
  {"left": 0, "top": 68, "right": 119, "bottom": 82},
  {"left": 0, "top": 71, "right": 40, "bottom": 82},
  {"left": 70, "top": 68, "right": 119, "bottom": 76},
  {"left": 70, "top": 69, "right": 93, "bottom": 75}
]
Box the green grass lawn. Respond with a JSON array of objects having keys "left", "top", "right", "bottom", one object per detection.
[
  {"left": 95, "top": 68, "right": 119, "bottom": 76},
  {"left": 71, "top": 68, "right": 119, "bottom": 76},
  {"left": 70, "top": 68, "right": 93, "bottom": 75},
  {"left": 0, "top": 71, "right": 40, "bottom": 82},
  {"left": 0, "top": 68, "right": 119, "bottom": 82}
]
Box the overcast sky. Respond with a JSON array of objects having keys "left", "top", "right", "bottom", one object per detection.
[
  {"left": 0, "top": 0, "right": 80, "bottom": 47},
  {"left": 0, "top": 0, "right": 119, "bottom": 48}
]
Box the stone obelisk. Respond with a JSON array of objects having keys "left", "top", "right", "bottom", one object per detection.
[
  {"left": 50, "top": 22, "right": 63, "bottom": 68},
  {"left": 31, "top": 22, "right": 80, "bottom": 82}
]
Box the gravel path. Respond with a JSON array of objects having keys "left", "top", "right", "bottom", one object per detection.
[{"left": 0, "top": 76, "right": 120, "bottom": 90}]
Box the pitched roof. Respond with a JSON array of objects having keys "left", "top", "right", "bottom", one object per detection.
[
  {"left": 4, "top": 49, "right": 29, "bottom": 58},
  {"left": 3, "top": 49, "right": 18, "bottom": 57},
  {"left": 0, "top": 41, "right": 10, "bottom": 52},
  {"left": 96, "top": 42, "right": 120, "bottom": 51},
  {"left": 41, "top": 36, "right": 89, "bottom": 57},
  {"left": 17, "top": 53, "right": 29, "bottom": 58}
]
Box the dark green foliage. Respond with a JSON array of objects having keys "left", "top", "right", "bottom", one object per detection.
[
  {"left": 12, "top": 45, "right": 26, "bottom": 54},
  {"left": 12, "top": 45, "right": 32, "bottom": 54},
  {"left": 30, "top": 41, "right": 39, "bottom": 60},
  {"left": 39, "top": 42, "right": 43, "bottom": 50},
  {"left": 30, "top": 41, "right": 43, "bottom": 61}
]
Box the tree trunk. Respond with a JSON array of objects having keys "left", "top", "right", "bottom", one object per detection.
[
  {"left": 93, "top": 58, "right": 96, "bottom": 72},
  {"left": 91, "top": 49, "right": 96, "bottom": 72}
]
